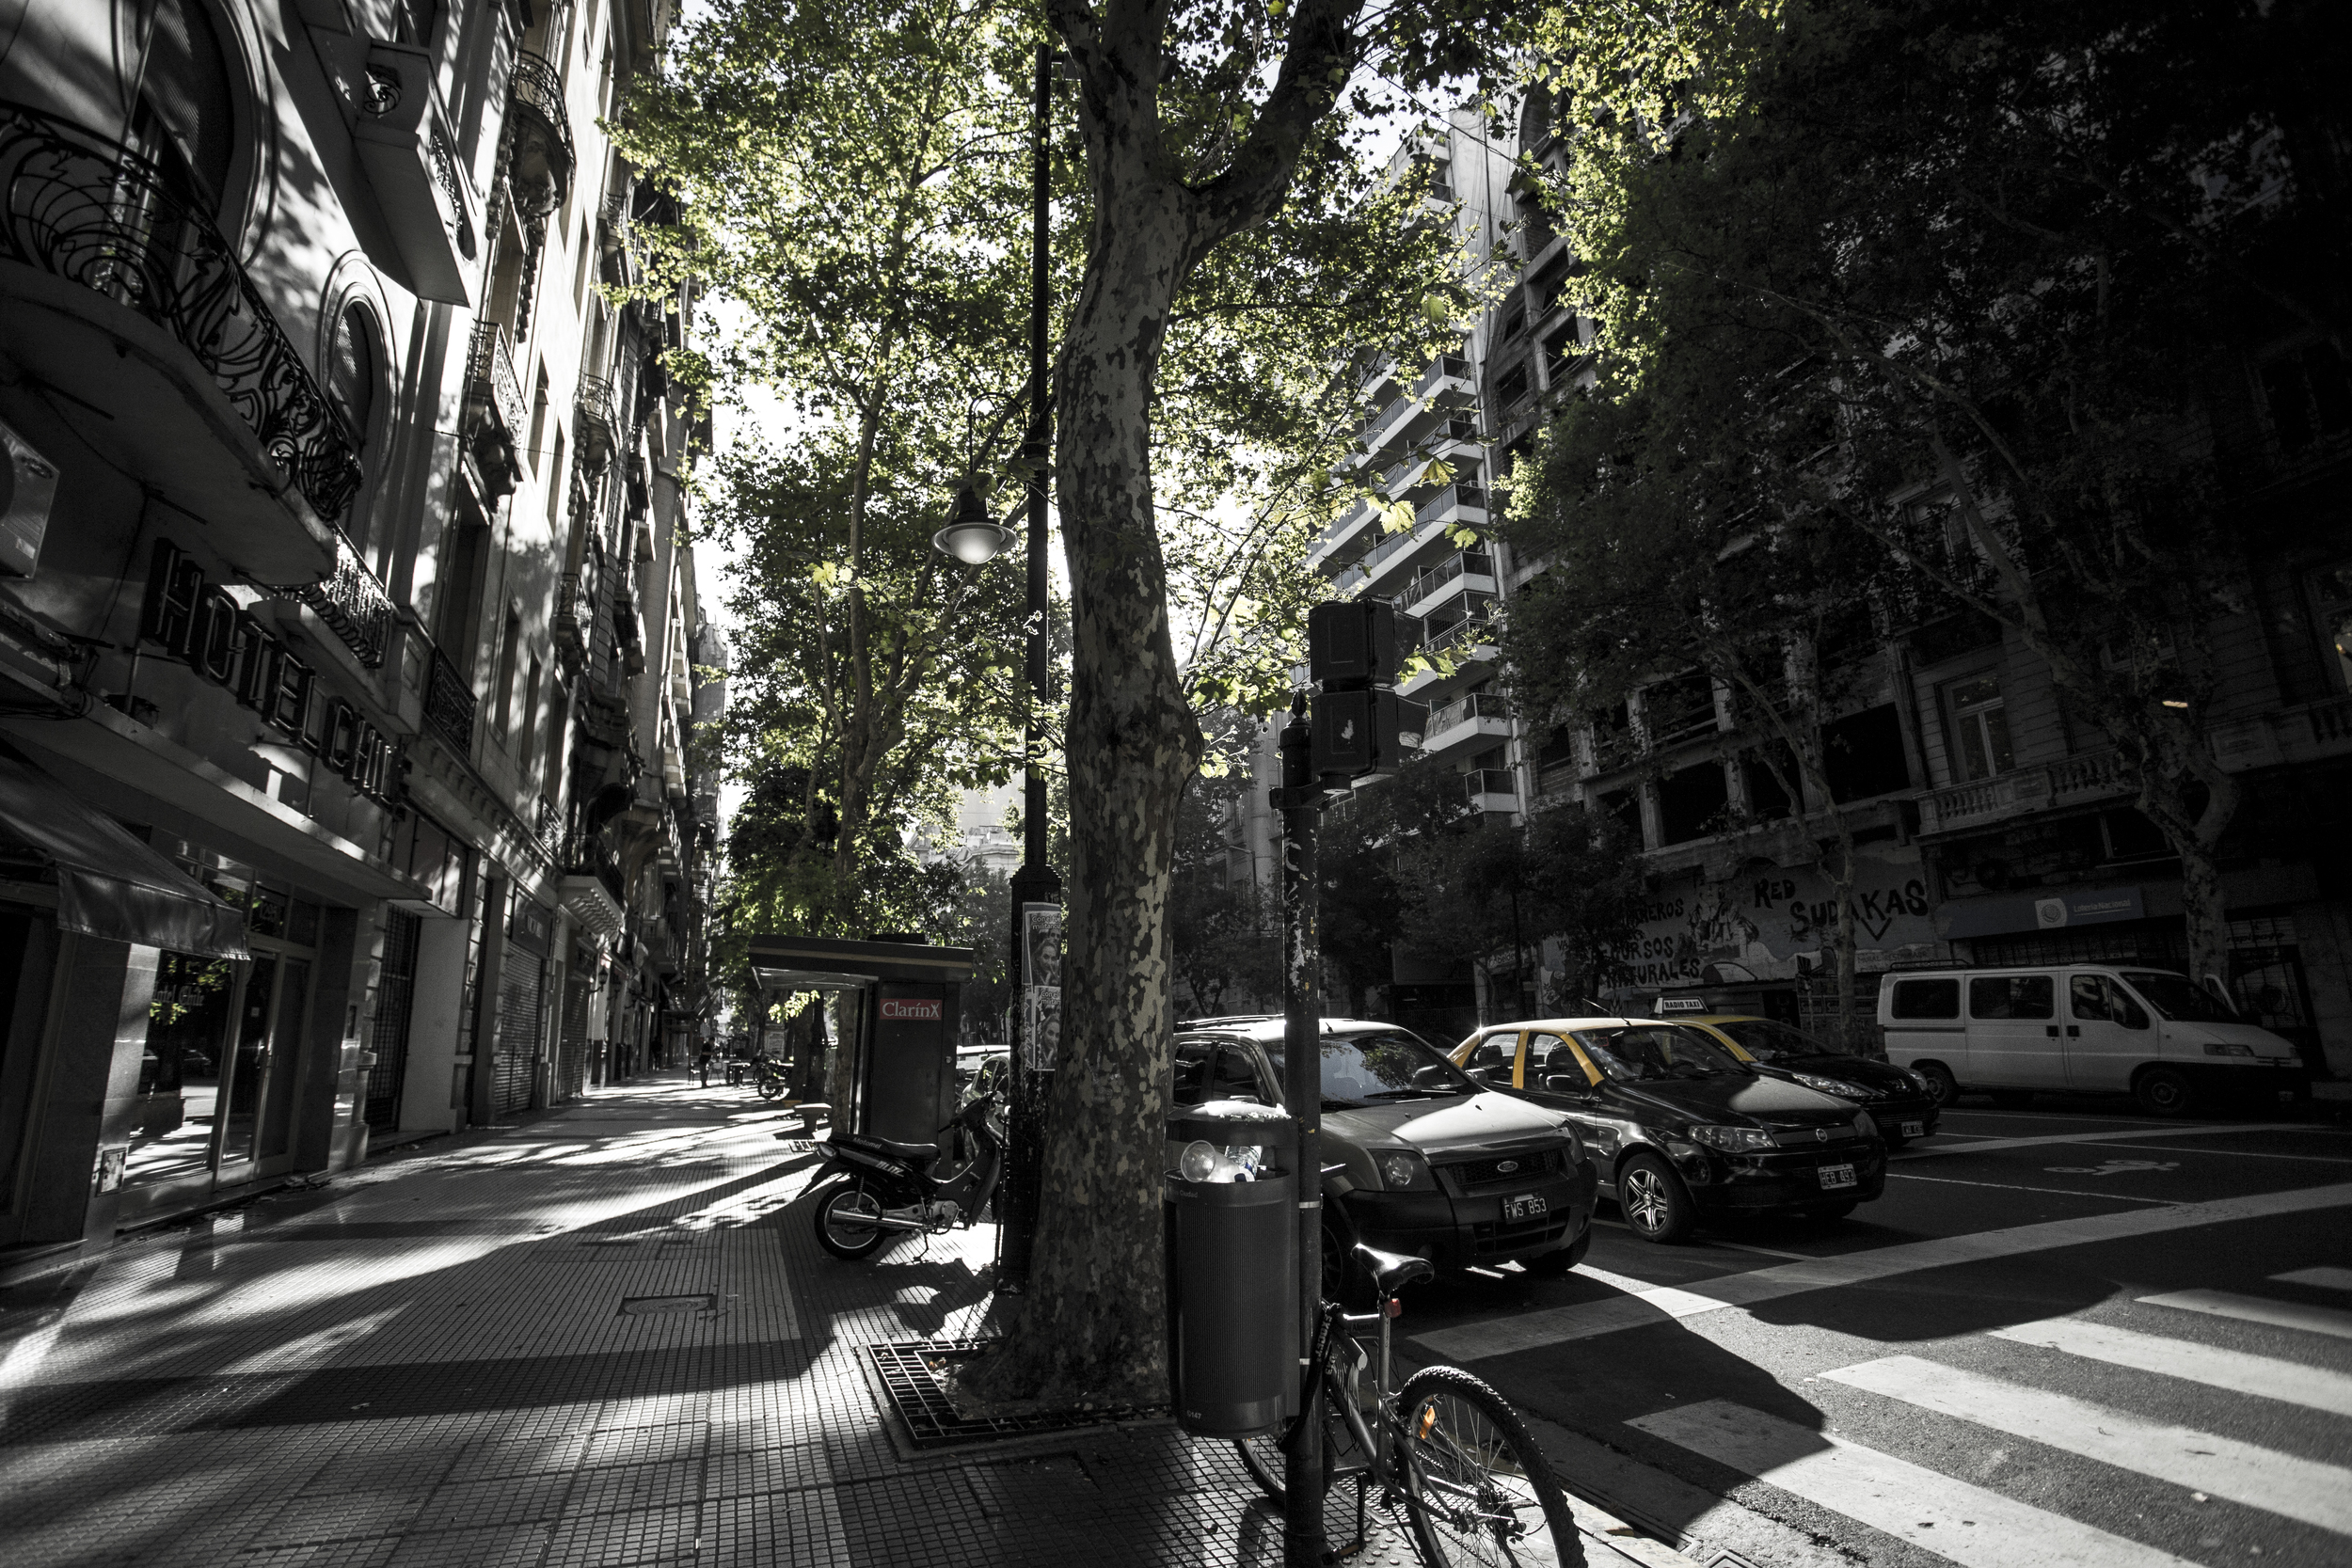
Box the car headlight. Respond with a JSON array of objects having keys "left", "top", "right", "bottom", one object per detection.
[
  {"left": 1902, "top": 1069, "right": 1932, "bottom": 1092},
  {"left": 1378, "top": 1149, "right": 1431, "bottom": 1189},
  {"left": 1794, "top": 1072, "right": 1873, "bottom": 1099},
  {"left": 2202, "top": 1042, "right": 2256, "bottom": 1058},
  {"left": 1687, "top": 1125, "right": 1775, "bottom": 1153}
]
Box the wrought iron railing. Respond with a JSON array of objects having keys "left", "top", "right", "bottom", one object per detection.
[
  {"left": 423, "top": 643, "right": 476, "bottom": 751},
  {"left": 575, "top": 373, "right": 620, "bottom": 469},
  {"left": 468, "top": 320, "right": 528, "bottom": 438},
  {"left": 561, "top": 832, "right": 626, "bottom": 906},
  {"left": 507, "top": 51, "right": 573, "bottom": 167},
  {"left": 1424, "top": 610, "right": 1498, "bottom": 654},
  {"left": 283, "top": 529, "right": 394, "bottom": 667},
  {"left": 0, "top": 103, "right": 363, "bottom": 525}
]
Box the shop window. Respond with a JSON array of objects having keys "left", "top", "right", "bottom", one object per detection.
[
  {"left": 1658, "top": 762, "right": 1728, "bottom": 845},
  {"left": 1822, "top": 705, "right": 1910, "bottom": 802},
  {"left": 128, "top": 952, "right": 239, "bottom": 1188},
  {"left": 1945, "top": 673, "right": 2012, "bottom": 781}
]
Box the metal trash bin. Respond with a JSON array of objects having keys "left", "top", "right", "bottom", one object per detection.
[{"left": 1164, "top": 1101, "right": 1297, "bottom": 1438}]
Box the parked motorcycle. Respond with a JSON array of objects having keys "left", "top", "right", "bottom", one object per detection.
[{"left": 808, "top": 1091, "right": 1005, "bottom": 1260}]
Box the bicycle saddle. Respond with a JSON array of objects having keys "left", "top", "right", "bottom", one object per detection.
[{"left": 1354, "top": 1243, "right": 1435, "bottom": 1296}]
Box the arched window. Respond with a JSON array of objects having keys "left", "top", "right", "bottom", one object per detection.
[
  {"left": 326, "top": 304, "right": 380, "bottom": 451},
  {"left": 134, "top": 0, "right": 237, "bottom": 210}
]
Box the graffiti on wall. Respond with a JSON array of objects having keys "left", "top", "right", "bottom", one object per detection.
[{"left": 1611, "top": 843, "right": 1938, "bottom": 987}]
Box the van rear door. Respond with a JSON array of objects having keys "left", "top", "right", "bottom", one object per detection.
[{"left": 1966, "top": 974, "right": 2066, "bottom": 1088}]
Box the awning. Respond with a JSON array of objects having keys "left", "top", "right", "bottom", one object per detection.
[
  {"left": 748, "top": 933, "right": 975, "bottom": 993},
  {"left": 0, "top": 748, "right": 249, "bottom": 958}
]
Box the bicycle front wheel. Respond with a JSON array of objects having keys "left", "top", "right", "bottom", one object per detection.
[{"left": 1395, "top": 1365, "right": 1581, "bottom": 1567}]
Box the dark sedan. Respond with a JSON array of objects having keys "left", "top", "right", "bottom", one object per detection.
[
  {"left": 1686, "top": 1015, "right": 1942, "bottom": 1147},
  {"left": 1454, "top": 1017, "right": 1884, "bottom": 1243}
]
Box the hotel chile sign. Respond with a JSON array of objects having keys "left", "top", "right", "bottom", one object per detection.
[{"left": 138, "top": 539, "right": 401, "bottom": 805}]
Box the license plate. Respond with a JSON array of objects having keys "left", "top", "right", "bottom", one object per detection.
[
  {"left": 1504, "top": 1193, "right": 1548, "bottom": 1222},
  {"left": 1818, "top": 1164, "right": 1857, "bottom": 1190},
  {"left": 1900, "top": 1120, "right": 1924, "bottom": 1138}
]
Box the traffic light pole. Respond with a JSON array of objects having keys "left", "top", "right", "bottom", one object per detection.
[
  {"left": 1277, "top": 695, "right": 1325, "bottom": 1566},
  {"left": 995, "top": 40, "right": 1060, "bottom": 1291}
]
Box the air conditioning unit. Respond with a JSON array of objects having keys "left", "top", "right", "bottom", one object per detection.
[{"left": 0, "top": 417, "right": 59, "bottom": 578}]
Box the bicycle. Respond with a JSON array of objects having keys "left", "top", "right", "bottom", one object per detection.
[
  {"left": 752, "top": 1054, "right": 787, "bottom": 1101},
  {"left": 1236, "top": 1243, "right": 1581, "bottom": 1567}
]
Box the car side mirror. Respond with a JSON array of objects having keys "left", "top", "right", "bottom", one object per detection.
[
  {"left": 2121, "top": 1002, "right": 2149, "bottom": 1030},
  {"left": 1543, "top": 1074, "right": 1587, "bottom": 1093},
  {"left": 1411, "top": 1064, "right": 1451, "bottom": 1090}
]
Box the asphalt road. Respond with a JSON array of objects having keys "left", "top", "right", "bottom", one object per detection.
[{"left": 1394, "top": 1101, "right": 2352, "bottom": 1568}]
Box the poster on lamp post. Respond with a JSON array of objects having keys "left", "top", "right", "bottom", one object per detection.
[{"left": 1021, "top": 902, "right": 1062, "bottom": 1071}]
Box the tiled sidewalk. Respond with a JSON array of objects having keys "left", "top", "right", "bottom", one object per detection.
[{"left": 0, "top": 1082, "right": 1690, "bottom": 1567}]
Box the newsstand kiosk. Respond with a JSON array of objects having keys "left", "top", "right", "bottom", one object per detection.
[{"left": 745, "top": 934, "right": 974, "bottom": 1143}]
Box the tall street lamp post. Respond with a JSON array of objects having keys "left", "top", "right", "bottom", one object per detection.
[{"left": 930, "top": 42, "right": 1060, "bottom": 1292}]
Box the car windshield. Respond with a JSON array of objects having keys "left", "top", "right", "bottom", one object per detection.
[
  {"left": 1572, "top": 1025, "right": 1752, "bottom": 1083},
  {"left": 2120, "top": 972, "right": 2240, "bottom": 1024},
  {"left": 1715, "top": 1018, "right": 1862, "bottom": 1060},
  {"left": 1264, "top": 1030, "right": 1475, "bottom": 1108}
]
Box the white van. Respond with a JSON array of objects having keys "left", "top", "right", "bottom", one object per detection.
[{"left": 1878, "top": 966, "right": 2307, "bottom": 1117}]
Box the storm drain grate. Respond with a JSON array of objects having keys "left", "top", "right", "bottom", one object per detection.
[
  {"left": 619, "top": 1293, "right": 716, "bottom": 1315},
  {"left": 866, "top": 1339, "right": 1163, "bottom": 1449}
]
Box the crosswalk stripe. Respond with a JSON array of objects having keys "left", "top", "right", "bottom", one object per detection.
[
  {"left": 1987, "top": 1316, "right": 2352, "bottom": 1417},
  {"left": 2272, "top": 1265, "right": 2352, "bottom": 1291},
  {"left": 1628, "top": 1399, "right": 2201, "bottom": 1568},
  {"left": 1821, "top": 1354, "right": 2352, "bottom": 1536},
  {"left": 1413, "top": 1180, "right": 2352, "bottom": 1360},
  {"left": 2138, "top": 1289, "right": 2352, "bottom": 1341}
]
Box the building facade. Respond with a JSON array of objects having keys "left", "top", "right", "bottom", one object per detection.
[{"left": 0, "top": 0, "right": 719, "bottom": 1269}]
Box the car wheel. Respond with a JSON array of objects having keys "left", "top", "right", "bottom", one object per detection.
[
  {"left": 1989, "top": 1089, "right": 2035, "bottom": 1109},
  {"left": 2135, "top": 1066, "right": 2196, "bottom": 1118},
  {"left": 1915, "top": 1062, "right": 1959, "bottom": 1108},
  {"left": 1321, "top": 1219, "right": 1372, "bottom": 1307},
  {"left": 1617, "top": 1153, "right": 1693, "bottom": 1244}
]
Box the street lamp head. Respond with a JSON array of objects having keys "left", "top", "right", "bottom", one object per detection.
[{"left": 932, "top": 484, "right": 1016, "bottom": 565}]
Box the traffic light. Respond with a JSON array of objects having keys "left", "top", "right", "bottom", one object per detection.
[
  {"left": 1305, "top": 601, "right": 1423, "bottom": 785},
  {"left": 1307, "top": 601, "right": 1401, "bottom": 689}
]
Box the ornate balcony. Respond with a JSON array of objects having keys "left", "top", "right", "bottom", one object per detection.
[
  {"left": 552, "top": 568, "right": 592, "bottom": 669},
  {"left": 0, "top": 102, "right": 356, "bottom": 578},
  {"left": 462, "top": 321, "right": 528, "bottom": 500},
  {"left": 1918, "top": 749, "right": 2131, "bottom": 836},
  {"left": 352, "top": 40, "right": 481, "bottom": 304},
  {"left": 575, "top": 373, "right": 621, "bottom": 473},
  {"left": 279, "top": 529, "right": 394, "bottom": 667},
  {"left": 422, "top": 643, "right": 477, "bottom": 752},
  {"left": 503, "top": 52, "right": 574, "bottom": 220}
]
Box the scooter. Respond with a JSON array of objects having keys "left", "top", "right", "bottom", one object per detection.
[{"left": 807, "top": 1091, "right": 1006, "bottom": 1260}]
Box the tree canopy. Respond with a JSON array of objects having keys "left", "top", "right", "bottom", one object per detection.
[{"left": 1511, "top": 0, "right": 2346, "bottom": 986}]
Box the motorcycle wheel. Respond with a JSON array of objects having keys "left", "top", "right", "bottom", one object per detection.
[
  {"left": 814, "top": 1179, "right": 890, "bottom": 1259},
  {"left": 757, "top": 1070, "right": 785, "bottom": 1101}
]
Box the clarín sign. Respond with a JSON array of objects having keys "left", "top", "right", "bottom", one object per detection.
[{"left": 139, "top": 540, "right": 400, "bottom": 805}]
